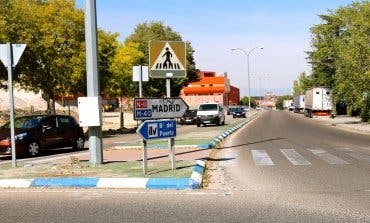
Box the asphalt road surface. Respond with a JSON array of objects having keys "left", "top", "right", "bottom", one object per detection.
[{"left": 0, "top": 110, "right": 369, "bottom": 222}]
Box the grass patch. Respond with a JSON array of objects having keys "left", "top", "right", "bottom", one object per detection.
[{"left": 0, "top": 160, "right": 195, "bottom": 179}]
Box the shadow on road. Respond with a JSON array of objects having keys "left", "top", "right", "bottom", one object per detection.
[{"left": 218, "top": 137, "right": 284, "bottom": 149}]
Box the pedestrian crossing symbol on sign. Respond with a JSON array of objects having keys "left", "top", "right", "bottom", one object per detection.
[{"left": 149, "top": 41, "right": 186, "bottom": 78}]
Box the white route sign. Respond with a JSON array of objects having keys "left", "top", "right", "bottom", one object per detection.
[{"left": 134, "top": 97, "right": 189, "bottom": 120}]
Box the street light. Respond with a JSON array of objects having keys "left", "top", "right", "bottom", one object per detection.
[{"left": 231, "top": 46, "right": 264, "bottom": 117}]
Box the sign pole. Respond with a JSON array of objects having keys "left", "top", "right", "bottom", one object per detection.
[
  {"left": 139, "top": 65, "right": 148, "bottom": 174},
  {"left": 166, "top": 78, "right": 175, "bottom": 170},
  {"left": 6, "top": 43, "right": 16, "bottom": 168}
]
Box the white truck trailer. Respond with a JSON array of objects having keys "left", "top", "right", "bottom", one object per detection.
[
  {"left": 283, "top": 100, "right": 293, "bottom": 110},
  {"left": 293, "top": 95, "right": 305, "bottom": 113},
  {"left": 304, "top": 87, "right": 332, "bottom": 118}
]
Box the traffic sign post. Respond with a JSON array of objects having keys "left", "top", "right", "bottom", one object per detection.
[
  {"left": 134, "top": 97, "right": 189, "bottom": 120},
  {"left": 0, "top": 43, "right": 26, "bottom": 168},
  {"left": 136, "top": 119, "right": 177, "bottom": 173}
]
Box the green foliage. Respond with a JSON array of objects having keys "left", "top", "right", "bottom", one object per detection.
[
  {"left": 0, "top": 0, "right": 86, "bottom": 112},
  {"left": 106, "top": 42, "right": 145, "bottom": 97},
  {"left": 240, "top": 96, "right": 256, "bottom": 108},
  {"left": 124, "top": 21, "right": 198, "bottom": 97},
  {"left": 361, "top": 94, "right": 370, "bottom": 122},
  {"left": 293, "top": 72, "right": 312, "bottom": 96},
  {"left": 304, "top": 1, "right": 370, "bottom": 117}
]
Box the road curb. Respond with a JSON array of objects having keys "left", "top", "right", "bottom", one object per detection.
[
  {"left": 206, "top": 113, "right": 258, "bottom": 149},
  {"left": 0, "top": 113, "right": 259, "bottom": 190}
]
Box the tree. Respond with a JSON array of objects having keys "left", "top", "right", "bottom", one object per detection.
[
  {"left": 106, "top": 42, "right": 145, "bottom": 98},
  {"left": 240, "top": 96, "right": 256, "bottom": 108},
  {"left": 0, "top": 0, "right": 86, "bottom": 113},
  {"left": 306, "top": 1, "right": 369, "bottom": 120},
  {"left": 293, "top": 72, "right": 312, "bottom": 96},
  {"left": 124, "top": 21, "right": 198, "bottom": 97}
]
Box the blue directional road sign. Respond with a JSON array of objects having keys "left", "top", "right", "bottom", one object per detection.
[{"left": 136, "top": 119, "right": 176, "bottom": 140}]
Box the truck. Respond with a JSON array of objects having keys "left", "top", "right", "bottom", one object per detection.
[
  {"left": 304, "top": 87, "right": 332, "bottom": 118},
  {"left": 293, "top": 95, "right": 305, "bottom": 113},
  {"left": 283, "top": 100, "right": 293, "bottom": 110}
]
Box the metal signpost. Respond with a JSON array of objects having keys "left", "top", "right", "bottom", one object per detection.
[
  {"left": 133, "top": 65, "right": 149, "bottom": 174},
  {"left": 135, "top": 40, "right": 186, "bottom": 173},
  {"left": 0, "top": 43, "right": 26, "bottom": 167}
]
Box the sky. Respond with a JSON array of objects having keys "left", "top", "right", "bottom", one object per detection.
[{"left": 79, "top": 0, "right": 354, "bottom": 96}]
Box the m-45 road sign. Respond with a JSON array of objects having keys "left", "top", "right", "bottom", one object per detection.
[
  {"left": 134, "top": 98, "right": 189, "bottom": 120},
  {"left": 136, "top": 120, "right": 176, "bottom": 140}
]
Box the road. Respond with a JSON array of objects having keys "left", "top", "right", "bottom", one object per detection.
[
  {"left": 0, "top": 110, "right": 369, "bottom": 222},
  {"left": 206, "top": 109, "right": 370, "bottom": 221}
]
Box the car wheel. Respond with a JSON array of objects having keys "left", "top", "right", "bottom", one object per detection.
[
  {"left": 74, "top": 136, "right": 85, "bottom": 150},
  {"left": 28, "top": 141, "right": 40, "bottom": 157}
]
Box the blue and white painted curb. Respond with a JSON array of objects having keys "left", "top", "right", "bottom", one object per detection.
[
  {"left": 0, "top": 160, "right": 206, "bottom": 190},
  {"left": 205, "top": 113, "right": 258, "bottom": 149}
]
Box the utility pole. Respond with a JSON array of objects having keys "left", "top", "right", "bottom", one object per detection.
[{"left": 85, "top": 0, "right": 103, "bottom": 164}]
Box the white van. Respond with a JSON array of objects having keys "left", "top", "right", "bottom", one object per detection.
[{"left": 196, "top": 102, "right": 225, "bottom": 127}]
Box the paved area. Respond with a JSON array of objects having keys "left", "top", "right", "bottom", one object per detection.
[{"left": 0, "top": 111, "right": 368, "bottom": 189}]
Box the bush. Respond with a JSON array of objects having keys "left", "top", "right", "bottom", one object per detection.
[{"left": 360, "top": 96, "right": 370, "bottom": 123}]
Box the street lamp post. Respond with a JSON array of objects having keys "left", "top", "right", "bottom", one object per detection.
[{"left": 232, "top": 46, "right": 264, "bottom": 117}]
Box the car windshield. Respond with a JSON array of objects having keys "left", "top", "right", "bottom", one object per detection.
[
  {"left": 235, "top": 107, "right": 244, "bottom": 112},
  {"left": 199, "top": 104, "right": 218, "bottom": 111},
  {"left": 1, "top": 116, "right": 43, "bottom": 129}
]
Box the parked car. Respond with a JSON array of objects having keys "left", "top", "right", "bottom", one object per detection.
[
  {"left": 227, "top": 106, "right": 236, "bottom": 115},
  {"left": 196, "top": 102, "right": 225, "bottom": 127},
  {"left": 232, "top": 107, "right": 246, "bottom": 118},
  {"left": 179, "top": 109, "right": 197, "bottom": 125},
  {"left": 0, "top": 115, "right": 85, "bottom": 157}
]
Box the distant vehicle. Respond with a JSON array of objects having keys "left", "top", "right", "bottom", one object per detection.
[
  {"left": 0, "top": 115, "right": 85, "bottom": 157},
  {"left": 196, "top": 102, "right": 225, "bottom": 127},
  {"left": 304, "top": 87, "right": 333, "bottom": 118},
  {"left": 294, "top": 95, "right": 305, "bottom": 113},
  {"left": 232, "top": 107, "right": 246, "bottom": 118},
  {"left": 227, "top": 106, "right": 237, "bottom": 115},
  {"left": 283, "top": 100, "right": 293, "bottom": 110},
  {"left": 179, "top": 109, "right": 197, "bottom": 125}
]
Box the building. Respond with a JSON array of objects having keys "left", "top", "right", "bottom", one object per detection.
[
  {"left": 180, "top": 71, "right": 240, "bottom": 108},
  {"left": 256, "top": 91, "right": 277, "bottom": 108}
]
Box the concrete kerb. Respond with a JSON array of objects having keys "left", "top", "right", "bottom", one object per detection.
[{"left": 0, "top": 113, "right": 258, "bottom": 190}]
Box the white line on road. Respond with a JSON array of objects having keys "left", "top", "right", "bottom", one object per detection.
[
  {"left": 251, "top": 150, "right": 274, "bottom": 166},
  {"left": 309, "top": 148, "right": 350, "bottom": 165},
  {"left": 338, "top": 148, "right": 370, "bottom": 163},
  {"left": 281, "top": 149, "right": 312, "bottom": 165}
]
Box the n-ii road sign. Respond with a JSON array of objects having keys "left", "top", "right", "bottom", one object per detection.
[
  {"left": 136, "top": 119, "right": 176, "bottom": 140},
  {"left": 149, "top": 41, "right": 186, "bottom": 78},
  {"left": 134, "top": 97, "right": 189, "bottom": 120}
]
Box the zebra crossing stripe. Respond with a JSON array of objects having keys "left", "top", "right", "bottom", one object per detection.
[
  {"left": 309, "top": 149, "right": 350, "bottom": 165},
  {"left": 251, "top": 150, "right": 274, "bottom": 165},
  {"left": 281, "top": 149, "right": 311, "bottom": 165},
  {"left": 338, "top": 148, "right": 370, "bottom": 163}
]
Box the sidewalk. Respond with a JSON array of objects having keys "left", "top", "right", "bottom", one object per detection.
[
  {"left": 0, "top": 113, "right": 258, "bottom": 189},
  {"left": 311, "top": 115, "right": 370, "bottom": 134}
]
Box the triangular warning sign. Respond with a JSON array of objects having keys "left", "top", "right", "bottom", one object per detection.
[{"left": 151, "top": 42, "right": 185, "bottom": 71}]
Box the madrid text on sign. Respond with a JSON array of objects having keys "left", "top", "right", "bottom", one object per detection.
[{"left": 134, "top": 98, "right": 189, "bottom": 120}]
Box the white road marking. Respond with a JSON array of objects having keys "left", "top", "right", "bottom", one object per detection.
[
  {"left": 309, "top": 148, "right": 350, "bottom": 164},
  {"left": 338, "top": 148, "right": 370, "bottom": 163},
  {"left": 251, "top": 150, "right": 274, "bottom": 166},
  {"left": 281, "top": 149, "right": 311, "bottom": 165}
]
